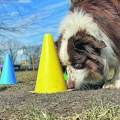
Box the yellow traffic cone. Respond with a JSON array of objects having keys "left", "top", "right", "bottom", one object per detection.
[{"left": 35, "top": 33, "right": 67, "bottom": 93}]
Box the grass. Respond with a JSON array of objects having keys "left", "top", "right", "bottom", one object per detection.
[
  {"left": 0, "top": 71, "right": 120, "bottom": 120},
  {"left": 77, "top": 105, "right": 120, "bottom": 120}
]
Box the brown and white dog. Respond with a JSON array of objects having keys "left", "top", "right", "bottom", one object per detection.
[{"left": 56, "top": 0, "right": 120, "bottom": 90}]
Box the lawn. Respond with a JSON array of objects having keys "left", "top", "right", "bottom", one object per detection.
[{"left": 0, "top": 71, "right": 120, "bottom": 120}]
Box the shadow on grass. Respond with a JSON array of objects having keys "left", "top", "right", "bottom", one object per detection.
[
  {"left": 0, "top": 86, "right": 11, "bottom": 92},
  {"left": 17, "top": 81, "right": 25, "bottom": 84}
]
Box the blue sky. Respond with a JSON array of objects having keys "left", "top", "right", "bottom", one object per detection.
[{"left": 1, "top": 0, "right": 70, "bottom": 45}]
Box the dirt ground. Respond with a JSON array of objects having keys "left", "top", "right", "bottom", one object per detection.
[{"left": 0, "top": 71, "right": 120, "bottom": 120}]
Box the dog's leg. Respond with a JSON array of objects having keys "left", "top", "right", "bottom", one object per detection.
[{"left": 103, "top": 66, "right": 120, "bottom": 89}]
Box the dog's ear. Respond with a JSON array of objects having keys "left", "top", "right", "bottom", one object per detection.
[
  {"left": 93, "top": 40, "right": 106, "bottom": 49},
  {"left": 85, "top": 59, "right": 104, "bottom": 75}
]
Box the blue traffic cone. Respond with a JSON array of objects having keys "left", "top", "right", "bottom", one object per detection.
[{"left": 0, "top": 53, "right": 16, "bottom": 84}]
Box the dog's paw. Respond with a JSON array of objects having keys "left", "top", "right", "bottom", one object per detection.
[
  {"left": 114, "top": 80, "right": 120, "bottom": 89},
  {"left": 103, "top": 80, "right": 120, "bottom": 89},
  {"left": 103, "top": 83, "right": 116, "bottom": 89}
]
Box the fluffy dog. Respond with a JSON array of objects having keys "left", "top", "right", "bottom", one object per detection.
[{"left": 55, "top": 0, "right": 120, "bottom": 90}]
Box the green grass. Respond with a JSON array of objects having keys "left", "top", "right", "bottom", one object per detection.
[
  {"left": 0, "top": 71, "right": 37, "bottom": 92},
  {"left": 0, "top": 71, "right": 120, "bottom": 120},
  {"left": 1, "top": 104, "right": 120, "bottom": 120},
  {"left": 77, "top": 105, "right": 120, "bottom": 120}
]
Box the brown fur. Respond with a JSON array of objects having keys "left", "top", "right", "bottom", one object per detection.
[
  {"left": 70, "top": 0, "right": 120, "bottom": 57},
  {"left": 67, "top": 30, "right": 106, "bottom": 73}
]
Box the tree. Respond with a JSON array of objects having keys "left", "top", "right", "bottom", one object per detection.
[
  {"left": 0, "top": 0, "right": 41, "bottom": 64},
  {"left": 0, "top": 40, "right": 6, "bottom": 64},
  {"left": 22, "top": 45, "right": 41, "bottom": 70},
  {"left": 0, "top": 0, "right": 20, "bottom": 38},
  {"left": 5, "top": 40, "right": 24, "bottom": 64},
  {"left": 0, "top": 0, "right": 40, "bottom": 41}
]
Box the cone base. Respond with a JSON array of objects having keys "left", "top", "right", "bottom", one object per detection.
[
  {"left": 34, "top": 84, "right": 67, "bottom": 93},
  {"left": 30, "top": 89, "right": 75, "bottom": 94},
  {"left": 0, "top": 80, "right": 16, "bottom": 84},
  {"left": 34, "top": 90, "right": 66, "bottom": 94},
  {"left": 35, "top": 78, "right": 67, "bottom": 94},
  {"left": 34, "top": 89, "right": 67, "bottom": 94},
  {"left": 0, "top": 82, "right": 16, "bottom": 84}
]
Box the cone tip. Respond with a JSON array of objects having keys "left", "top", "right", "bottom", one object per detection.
[
  {"left": 44, "top": 33, "right": 52, "bottom": 36},
  {"left": 6, "top": 53, "right": 10, "bottom": 56},
  {"left": 43, "top": 33, "right": 53, "bottom": 40}
]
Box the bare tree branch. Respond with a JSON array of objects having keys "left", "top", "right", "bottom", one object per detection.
[{"left": 23, "top": 45, "right": 41, "bottom": 69}]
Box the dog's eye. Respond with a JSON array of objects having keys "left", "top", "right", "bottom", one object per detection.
[
  {"left": 74, "top": 41, "right": 86, "bottom": 50},
  {"left": 71, "top": 63, "right": 78, "bottom": 67},
  {"left": 71, "top": 63, "right": 84, "bottom": 69}
]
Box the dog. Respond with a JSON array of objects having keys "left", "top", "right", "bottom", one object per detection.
[{"left": 55, "top": 0, "right": 120, "bottom": 90}]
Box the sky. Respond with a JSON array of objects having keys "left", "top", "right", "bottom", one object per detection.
[{"left": 1, "top": 0, "right": 70, "bottom": 46}]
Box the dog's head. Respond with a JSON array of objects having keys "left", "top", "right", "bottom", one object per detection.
[
  {"left": 56, "top": 30, "right": 106, "bottom": 71},
  {"left": 56, "top": 29, "right": 106, "bottom": 88},
  {"left": 55, "top": 2, "right": 109, "bottom": 89}
]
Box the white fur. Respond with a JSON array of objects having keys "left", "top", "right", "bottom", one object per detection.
[
  {"left": 67, "top": 66, "right": 89, "bottom": 89},
  {"left": 58, "top": 9, "right": 120, "bottom": 89},
  {"left": 59, "top": 37, "right": 69, "bottom": 65}
]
